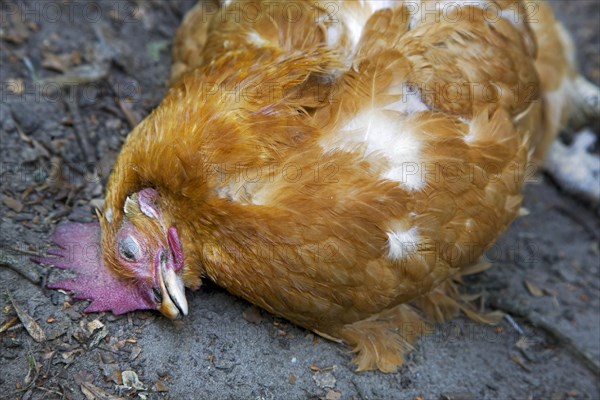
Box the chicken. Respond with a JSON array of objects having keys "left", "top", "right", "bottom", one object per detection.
[{"left": 35, "top": 0, "right": 596, "bottom": 372}]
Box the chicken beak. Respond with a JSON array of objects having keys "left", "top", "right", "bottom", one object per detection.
[{"left": 157, "top": 254, "right": 188, "bottom": 319}]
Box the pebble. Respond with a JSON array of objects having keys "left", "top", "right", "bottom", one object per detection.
[
  {"left": 0, "top": 106, "right": 16, "bottom": 132},
  {"left": 10, "top": 103, "right": 41, "bottom": 133}
]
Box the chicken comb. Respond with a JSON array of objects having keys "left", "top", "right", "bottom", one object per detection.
[{"left": 32, "top": 222, "right": 155, "bottom": 315}]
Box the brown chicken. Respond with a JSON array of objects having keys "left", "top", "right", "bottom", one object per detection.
[{"left": 37, "top": 0, "right": 593, "bottom": 372}]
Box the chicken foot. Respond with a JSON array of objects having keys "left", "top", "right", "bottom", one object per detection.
[{"left": 544, "top": 77, "right": 600, "bottom": 208}]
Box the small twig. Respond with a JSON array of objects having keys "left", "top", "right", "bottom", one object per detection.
[
  {"left": 489, "top": 295, "right": 600, "bottom": 378},
  {"left": 97, "top": 345, "right": 122, "bottom": 356},
  {"left": 107, "top": 79, "right": 141, "bottom": 129},
  {"left": 0, "top": 246, "right": 44, "bottom": 284},
  {"left": 34, "top": 386, "right": 64, "bottom": 398},
  {"left": 116, "top": 98, "right": 140, "bottom": 129},
  {"left": 549, "top": 203, "right": 600, "bottom": 242},
  {"left": 5, "top": 323, "right": 24, "bottom": 333},
  {"left": 41, "top": 350, "right": 56, "bottom": 380},
  {"left": 64, "top": 89, "right": 96, "bottom": 167},
  {"left": 22, "top": 56, "right": 39, "bottom": 81},
  {"left": 44, "top": 208, "right": 71, "bottom": 224},
  {"left": 503, "top": 314, "right": 524, "bottom": 336},
  {"left": 11, "top": 115, "right": 51, "bottom": 158}
]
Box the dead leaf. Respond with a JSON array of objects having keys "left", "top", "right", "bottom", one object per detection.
[
  {"left": 511, "top": 355, "right": 531, "bottom": 372},
  {"left": 312, "top": 370, "right": 336, "bottom": 389},
  {"left": 121, "top": 370, "right": 145, "bottom": 390},
  {"left": 7, "top": 290, "right": 46, "bottom": 342},
  {"left": 46, "top": 321, "right": 69, "bottom": 341},
  {"left": 86, "top": 319, "right": 105, "bottom": 334},
  {"left": 130, "top": 346, "right": 142, "bottom": 361},
  {"left": 62, "top": 348, "right": 83, "bottom": 362},
  {"left": 80, "top": 384, "right": 98, "bottom": 400},
  {"left": 80, "top": 381, "right": 125, "bottom": 400},
  {"left": 109, "top": 369, "right": 123, "bottom": 385},
  {"left": 86, "top": 319, "right": 108, "bottom": 348},
  {"left": 524, "top": 280, "right": 544, "bottom": 297},
  {"left": 325, "top": 389, "right": 341, "bottom": 400},
  {"left": 41, "top": 350, "right": 55, "bottom": 361},
  {"left": 288, "top": 373, "right": 296, "bottom": 385},
  {"left": 41, "top": 51, "right": 72, "bottom": 72},
  {"left": 2, "top": 195, "right": 24, "bottom": 213},
  {"left": 73, "top": 370, "right": 94, "bottom": 386},
  {"left": 113, "top": 370, "right": 124, "bottom": 386},
  {"left": 309, "top": 363, "right": 321, "bottom": 372},
  {"left": 153, "top": 381, "right": 168, "bottom": 392},
  {"left": 100, "top": 352, "right": 117, "bottom": 364},
  {"left": 242, "top": 306, "right": 263, "bottom": 324},
  {"left": 88, "top": 326, "right": 108, "bottom": 349}
]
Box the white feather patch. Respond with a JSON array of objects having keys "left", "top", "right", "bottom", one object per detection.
[
  {"left": 344, "top": 11, "right": 364, "bottom": 49},
  {"left": 370, "top": 1, "right": 398, "bottom": 12},
  {"left": 386, "top": 227, "right": 419, "bottom": 260},
  {"left": 383, "top": 84, "right": 429, "bottom": 114},
  {"left": 325, "top": 108, "right": 425, "bottom": 191},
  {"left": 339, "top": 1, "right": 399, "bottom": 50},
  {"left": 247, "top": 32, "right": 267, "bottom": 46},
  {"left": 105, "top": 207, "right": 113, "bottom": 224}
]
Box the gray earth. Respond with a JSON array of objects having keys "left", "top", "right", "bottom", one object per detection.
[{"left": 1, "top": 1, "right": 599, "bottom": 399}]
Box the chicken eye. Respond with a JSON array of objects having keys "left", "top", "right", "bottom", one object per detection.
[{"left": 119, "top": 235, "right": 141, "bottom": 261}]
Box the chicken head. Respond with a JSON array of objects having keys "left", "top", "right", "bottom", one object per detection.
[{"left": 36, "top": 188, "right": 188, "bottom": 319}]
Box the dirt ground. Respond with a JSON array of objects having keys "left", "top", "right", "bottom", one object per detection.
[{"left": 1, "top": 1, "right": 599, "bottom": 399}]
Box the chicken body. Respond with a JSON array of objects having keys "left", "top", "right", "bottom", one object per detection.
[{"left": 98, "top": 0, "right": 581, "bottom": 371}]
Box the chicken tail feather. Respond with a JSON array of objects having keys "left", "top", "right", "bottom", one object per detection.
[
  {"left": 339, "top": 272, "right": 503, "bottom": 372},
  {"left": 339, "top": 304, "right": 429, "bottom": 373}
]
